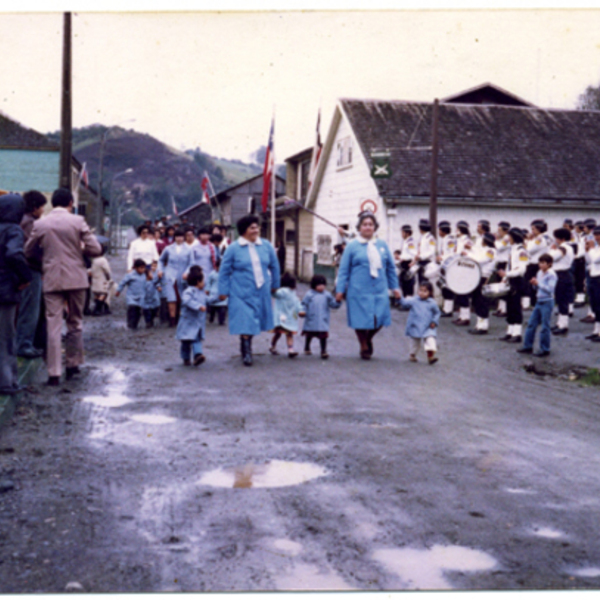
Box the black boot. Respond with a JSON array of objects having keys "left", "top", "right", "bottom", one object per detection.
[
  {"left": 103, "top": 300, "right": 111, "bottom": 315},
  {"left": 92, "top": 300, "right": 102, "bottom": 316},
  {"left": 241, "top": 336, "right": 253, "bottom": 366}
]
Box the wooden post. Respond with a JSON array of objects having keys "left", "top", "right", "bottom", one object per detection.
[
  {"left": 429, "top": 98, "right": 440, "bottom": 237},
  {"left": 59, "top": 12, "right": 72, "bottom": 191},
  {"left": 293, "top": 208, "right": 300, "bottom": 278}
]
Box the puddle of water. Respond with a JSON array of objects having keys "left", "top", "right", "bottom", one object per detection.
[
  {"left": 573, "top": 567, "right": 600, "bottom": 578},
  {"left": 130, "top": 414, "right": 176, "bottom": 425},
  {"left": 83, "top": 394, "right": 131, "bottom": 408},
  {"left": 273, "top": 563, "right": 354, "bottom": 591},
  {"left": 373, "top": 545, "right": 497, "bottom": 590},
  {"left": 532, "top": 527, "right": 563, "bottom": 539},
  {"left": 273, "top": 539, "right": 303, "bottom": 556},
  {"left": 198, "top": 460, "right": 327, "bottom": 489}
]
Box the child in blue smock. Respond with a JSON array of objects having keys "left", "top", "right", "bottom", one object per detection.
[
  {"left": 142, "top": 260, "right": 162, "bottom": 328},
  {"left": 301, "top": 274, "right": 341, "bottom": 359},
  {"left": 176, "top": 266, "right": 209, "bottom": 366},
  {"left": 116, "top": 259, "right": 147, "bottom": 329},
  {"left": 270, "top": 272, "right": 305, "bottom": 358},
  {"left": 398, "top": 281, "right": 441, "bottom": 364},
  {"left": 206, "top": 267, "right": 228, "bottom": 326}
]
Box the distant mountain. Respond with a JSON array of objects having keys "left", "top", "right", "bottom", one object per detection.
[{"left": 46, "top": 125, "right": 265, "bottom": 224}]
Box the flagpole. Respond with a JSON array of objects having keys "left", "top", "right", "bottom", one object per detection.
[
  {"left": 270, "top": 109, "right": 276, "bottom": 245},
  {"left": 205, "top": 170, "right": 223, "bottom": 224}
]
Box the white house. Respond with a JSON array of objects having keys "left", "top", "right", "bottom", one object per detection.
[{"left": 303, "top": 83, "right": 600, "bottom": 282}]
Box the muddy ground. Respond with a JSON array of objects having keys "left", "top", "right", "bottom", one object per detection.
[{"left": 1, "top": 251, "right": 600, "bottom": 592}]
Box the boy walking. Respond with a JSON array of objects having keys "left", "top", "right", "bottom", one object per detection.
[
  {"left": 517, "top": 253, "right": 557, "bottom": 357},
  {"left": 116, "top": 259, "right": 147, "bottom": 329}
]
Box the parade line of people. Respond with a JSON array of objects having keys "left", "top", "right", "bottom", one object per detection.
[{"left": 1, "top": 186, "right": 600, "bottom": 391}]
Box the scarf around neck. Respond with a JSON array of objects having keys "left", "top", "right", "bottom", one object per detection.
[
  {"left": 239, "top": 236, "right": 265, "bottom": 288},
  {"left": 357, "top": 235, "right": 382, "bottom": 278}
]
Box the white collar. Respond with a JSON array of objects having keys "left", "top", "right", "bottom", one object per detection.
[
  {"left": 238, "top": 236, "right": 262, "bottom": 246},
  {"left": 356, "top": 235, "right": 377, "bottom": 244},
  {"left": 53, "top": 207, "right": 69, "bottom": 213}
]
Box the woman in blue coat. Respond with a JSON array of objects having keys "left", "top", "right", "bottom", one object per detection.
[
  {"left": 218, "top": 214, "right": 281, "bottom": 366},
  {"left": 157, "top": 229, "right": 191, "bottom": 327},
  {"left": 335, "top": 211, "right": 401, "bottom": 359}
]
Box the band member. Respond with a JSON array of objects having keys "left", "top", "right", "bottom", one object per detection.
[
  {"left": 523, "top": 219, "right": 550, "bottom": 310},
  {"left": 549, "top": 227, "right": 575, "bottom": 336},
  {"left": 497, "top": 227, "right": 529, "bottom": 343},
  {"left": 585, "top": 226, "right": 600, "bottom": 342},
  {"left": 411, "top": 218, "right": 436, "bottom": 285},
  {"left": 473, "top": 219, "right": 491, "bottom": 248},
  {"left": 437, "top": 220, "right": 456, "bottom": 316},
  {"left": 573, "top": 220, "right": 587, "bottom": 307},
  {"left": 493, "top": 221, "right": 511, "bottom": 317},
  {"left": 581, "top": 218, "right": 598, "bottom": 324},
  {"left": 466, "top": 232, "right": 497, "bottom": 335},
  {"left": 453, "top": 220, "right": 472, "bottom": 325},
  {"left": 399, "top": 224, "right": 417, "bottom": 301}
]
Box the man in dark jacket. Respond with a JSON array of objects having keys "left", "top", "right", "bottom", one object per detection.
[{"left": 0, "top": 193, "right": 32, "bottom": 394}]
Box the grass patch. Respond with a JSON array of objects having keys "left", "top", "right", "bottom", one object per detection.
[{"left": 578, "top": 368, "right": 600, "bottom": 387}]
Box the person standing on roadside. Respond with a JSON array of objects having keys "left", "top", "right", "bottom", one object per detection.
[
  {"left": 25, "top": 188, "right": 102, "bottom": 386},
  {"left": 0, "top": 193, "right": 32, "bottom": 395},
  {"left": 15, "top": 190, "right": 47, "bottom": 358}
]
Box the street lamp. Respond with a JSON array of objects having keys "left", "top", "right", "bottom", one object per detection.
[
  {"left": 96, "top": 118, "right": 136, "bottom": 233},
  {"left": 109, "top": 168, "right": 134, "bottom": 253}
]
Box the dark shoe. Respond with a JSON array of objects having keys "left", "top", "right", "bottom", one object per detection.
[
  {"left": 493, "top": 310, "right": 507, "bottom": 317},
  {"left": 360, "top": 350, "right": 371, "bottom": 360},
  {"left": 585, "top": 333, "right": 600, "bottom": 340},
  {"left": 18, "top": 349, "right": 43, "bottom": 359},
  {"left": 288, "top": 351, "right": 298, "bottom": 359},
  {"left": 241, "top": 337, "right": 253, "bottom": 366},
  {"left": 65, "top": 366, "right": 80, "bottom": 380},
  {"left": 92, "top": 300, "right": 102, "bottom": 316},
  {"left": 321, "top": 352, "right": 329, "bottom": 360},
  {"left": 103, "top": 302, "right": 111, "bottom": 315},
  {"left": 454, "top": 319, "right": 470, "bottom": 326},
  {"left": 427, "top": 350, "right": 438, "bottom": 365},
  {"left": 47, "top": 376, "right": 60, "bottom": 387},
  {"left": 580, "top": 315, "right": 595, "bottom": 323},
  {"left": 533, "top": 350, "right": 550, "bottom": 357},
  {"left": 193, "top": 354, "right": 205, "bottom": 366},
  {"left": 499, "top": 334, "right": 512, "bottom": 341},
  {"left": 552, "top": 328, "right": 568, "bottom": 336},
  {"left": 574, "top": 301, "right": 586, "bottom": 308},
  {"left": 507, "top": 336, "right": 522, "bottom": 344},
  {"left": 592, "top": 336, "right": 600, "bottom": 343},
  {"left": 183, "top": 359, "right": 191, "bottom": 366},
  {"left": 517, "top": 347, "right": 533, "bottom": 354},
  {"left": 366, "top": 340, "right": 373, "bottom": 356},
  {"left": 468, "top": 329, "right": 488, "bottom": 335}
]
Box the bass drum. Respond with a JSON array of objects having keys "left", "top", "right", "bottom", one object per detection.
[{"left": 438, "top": 255, "right": 481, "bottom": 295}]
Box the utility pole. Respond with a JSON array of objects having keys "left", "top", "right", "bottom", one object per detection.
[
  {"left": 59, "top": 12, "right": 72, "bottom": 191},
  {"left": 429, "top": 98, "right": 440, "bottom": 236}
]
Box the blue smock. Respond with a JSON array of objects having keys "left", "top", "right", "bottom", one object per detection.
[
  {"left": 398, "top": 296, "right": 441, "bottom": 338},
  {"left": 301, "top": 289, "right": 341, "bottom": 332},
  {"left": 176, "top": 286, "right": 208, "bottom": 341},
  {"left": 158, "top": 243, "right": 191, "bottom": 303}
]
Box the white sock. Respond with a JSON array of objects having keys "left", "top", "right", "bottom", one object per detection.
[
  {"left": 588, "top": 307, "right": 594, "bottom": 317},
  {"left": 594, "top": 322, "right": 600, "bottom": 335},
  {"left": 507, "top": 324, "right": 514, "bottom": 336},
  {"left": 479, "top": 318, "right": 489, "bottom": 331},
  {"left": 498, "top": 300, "right": 507, "bottom": 313},
  {"left": 513, "top": 324, "right": 522, "bottom": 337},
  {"left": 556, "top": 314, "right": 567, "bottom": 329},
  {"left": 576, "top": 293, "right": 585, "bottom": 303},
  {"left": 522, "top": 296, "right": 531, "bottom": 309},
  {"left": 460, "top": 307, "right": 470, "bottom": 320},
  {"left": 569, "top": 303, "right": 574, "bottom": 315},
  {"left": 443, "top": 299, "right": 453, "bottom": 313}
]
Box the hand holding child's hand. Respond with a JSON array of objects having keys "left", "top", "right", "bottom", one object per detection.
[
  {"left": 530, "top": 277, "right": 538, "bottom": 286},
  {"left": 200, "top": 306, "right": 206, "bottom": 312},
  {"left": 429, "top": 323, "right": 436, "bottom": 329},
  {"left": 299, "top": 311, "right": 306, "bottom": 317},
  {"left": 335, "top": 292, "right": 344, "bottom": 303}
]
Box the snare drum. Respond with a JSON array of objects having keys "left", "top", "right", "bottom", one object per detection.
[
  {"left": 438, "top": 255, "right": 481, "bottom": 295},
  {"left": 482, "top": 281, "right": 511, "bottom": 299}
]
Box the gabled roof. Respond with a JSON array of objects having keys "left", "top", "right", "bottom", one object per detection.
[
  {"left": 0, "top": 112, "right": 59, "bottom": 151},
  {"left": 338, "top": 98, "right": 600, "bottom": 202},
  {"left": 442, "top": 82, "right": 535, "bottom": 107}
]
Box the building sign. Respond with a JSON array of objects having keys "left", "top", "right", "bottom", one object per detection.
[
  {"left": 316, "top": 234, "right": 333, "bottom": 265},
  {"left": 360, "top": 199, "right": 378, "bottom": 213},
  {"left": 370, "top": 151, "right": 391, "bottom": 179}
]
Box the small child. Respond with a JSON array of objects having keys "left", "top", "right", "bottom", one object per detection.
[
  {"left": 142, "top": 260, "right": 162, "bottom": 328},
  {"left": 270, "top": 272, "right": 305, "bottom": 358},
  {"left": 115, "top": 258, "right": 147, "bottom": 329},
  {"left": 89, "top": 245, "right": 113, "bottom": 316},
  {"left": 517, "top": 253, "right": 557, "bottom": 357},
  {"left": 398, "top": 281, "right": 441, "bottom": 364},
  {"left": 176, "top": 266, "right": 209, "bottom": 366},
  {"left": 206, "top": 266, "right": 228, "bottom": 326},
  {"left": 301, "top": 274, "right": 341, "bottom": 359}
]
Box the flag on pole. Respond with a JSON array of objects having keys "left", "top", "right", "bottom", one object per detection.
[
  {"left": 308, "top": 108, "right": 323, "bottom": 191},
  {"left": 172, "top": 195, "right": 179, "bottom": 217},
  {"left": 81, "top": 162, "right": 89, "bottom": 188},
  {"left": 201, "top": 173, "right": 211, "bottom": 204},
  {"left": 261, "top": 117, "right": 275, "bottom": 213}
]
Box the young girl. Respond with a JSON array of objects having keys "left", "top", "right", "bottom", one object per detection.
[
  {"left": 176, "top": 266, "right": 209, "bottom": 366},
  {"left": 270, "top": 272, "right": 305, "bottom": 358},
  {"left": 90, "top": 245, "right": 113, "bottom": 316},
  {"left": 142, "top": 261, "right": 162, "bottom": 328},
  {"left": 206, "top": 265, "right": 228, "bottom": 326},
  {"left": 301, "top": 274, "right": 341, "bottom": 359},
  {"left": 398, "top": 281, "right": 441, "bottom": 364}
]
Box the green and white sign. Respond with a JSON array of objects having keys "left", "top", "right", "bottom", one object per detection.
[{"left": 370, "top": 151, "right": 391, "bottom": 179}]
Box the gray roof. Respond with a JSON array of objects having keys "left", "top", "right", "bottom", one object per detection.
[{"left": 340, "top": 98, "right": 600, "bottom": 202}]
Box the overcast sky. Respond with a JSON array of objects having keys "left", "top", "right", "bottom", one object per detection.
[{"left": 2, "top": 8, "right": 600, "bottom": 163}]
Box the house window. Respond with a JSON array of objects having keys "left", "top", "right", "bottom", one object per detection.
[
  {"left": 336, "top": 137, "right": 353, "bottom": 170},
  {"left": 285, "top": 229, "right": 296, "bottom": 245},
  {"left": 300, "top": 158, "right": 311, "bottom": 200}
]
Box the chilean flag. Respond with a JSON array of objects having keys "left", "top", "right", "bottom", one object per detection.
[
  {"left": 308, "top": 109, "right": 322, "bottom": 191},
  {"left": 261, "top": 117, "right": 274, "bottom": 213},
  {"left": 81, "top": 162, "right": 89, "bottom": 188}
]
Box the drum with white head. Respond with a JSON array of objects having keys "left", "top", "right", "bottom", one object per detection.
[{"left": 438, "top": 255, "right": 481, "bottom": 295}]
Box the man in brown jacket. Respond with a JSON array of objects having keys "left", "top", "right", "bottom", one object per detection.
[{"left": 25, "top": 188, "right": 102, "bottom": 385}]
